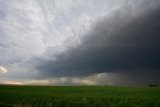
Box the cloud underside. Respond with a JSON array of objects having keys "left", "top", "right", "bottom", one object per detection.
[{"left": 36, "top": 3, "right": 160, "bottom": 84}]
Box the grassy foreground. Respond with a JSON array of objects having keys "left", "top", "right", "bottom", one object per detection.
[{"left": 0, "top": 86, "right": 160, "bottom": 107}]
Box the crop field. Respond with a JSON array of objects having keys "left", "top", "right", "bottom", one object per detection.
[{"left": 0, "top": 86, "right": 160, "bottom": 107}]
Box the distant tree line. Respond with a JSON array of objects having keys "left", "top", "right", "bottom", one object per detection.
[{"left": 148, "top": 85, "right": 159, "bottom": 87}]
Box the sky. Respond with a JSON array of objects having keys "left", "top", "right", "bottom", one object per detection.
[{"left": 0, "top": 0, "right": 160, "bottom": 85}]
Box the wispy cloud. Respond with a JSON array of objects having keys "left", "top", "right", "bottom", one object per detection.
[{"left": 0, "top": 66, "right": 7, "bottom": 73}]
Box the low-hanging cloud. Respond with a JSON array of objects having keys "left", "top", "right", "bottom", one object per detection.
[
  {"left": 0, "top": 0, "right": 160, "bottom": 85},
  {"left": 36, "top": 0, "right": 160, "bottom": 85}
]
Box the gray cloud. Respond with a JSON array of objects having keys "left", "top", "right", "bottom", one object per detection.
[
  {"left": 36, "top": 0, "right": 160, "bottom": 85},
  {"left": 0, "top": 0, "right": 160, "bottom": 85}
]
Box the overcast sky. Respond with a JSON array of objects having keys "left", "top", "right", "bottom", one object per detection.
[{"left": 0, "top": 0, "right": 160, "bottom": 85}]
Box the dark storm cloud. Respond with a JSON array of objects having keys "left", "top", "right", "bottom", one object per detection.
[{"left": 36, "top": 1, "right": 160, "bottom": 84}]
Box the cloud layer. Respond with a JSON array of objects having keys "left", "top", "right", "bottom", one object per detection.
[
  {"left": 36, "top": 0, "right": 160, "bottom": 84},
  {"left": 0, "top": 0, "right": 160, "bottom": 85}
]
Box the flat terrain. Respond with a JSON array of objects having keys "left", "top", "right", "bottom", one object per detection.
[{"left": 0, "top": 86, "right": 160, "bottom": 107}]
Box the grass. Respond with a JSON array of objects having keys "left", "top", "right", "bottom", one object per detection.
[{"left": 0, "top": 86, "right": 160, "bottom": 107}]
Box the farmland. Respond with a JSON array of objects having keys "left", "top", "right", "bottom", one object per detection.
[{"left": 0, "top": 86, "right": 160, "bottom": 107}]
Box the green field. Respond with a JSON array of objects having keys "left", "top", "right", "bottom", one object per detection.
[{"left": 0, "top": 86, "right": 160, "bottom": 107}]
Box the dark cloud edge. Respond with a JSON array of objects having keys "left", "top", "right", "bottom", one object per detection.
[{"left": 35, "top": 2, "right": 160, "bottom": 85}]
